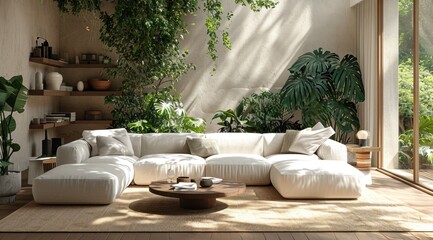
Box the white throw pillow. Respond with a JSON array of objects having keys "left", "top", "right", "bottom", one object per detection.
[
  {"left": 187, "top": 137, "right": 220, "bottom": 158},
  {"left": 82, "top": 128, "right": 134, "bottom": 156},
  {"left": 97, "top": 135, "right": 134, "bottom": 156},
  {"left": 281, "top": 127, "right": 335, "bottom": 155}
]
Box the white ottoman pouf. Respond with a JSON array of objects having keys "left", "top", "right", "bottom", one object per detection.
[
  {"left": 270, "top": 160, "right": 365, "bottom": 199},
  {"left": 32, "top": 162, "right": 133, "bottom": 204},
  {"left": 205, "top": 154, "right": 271, "bottom": 185},
  {"left": 134, "top": 154, "right": 206, "bottom": 185}
]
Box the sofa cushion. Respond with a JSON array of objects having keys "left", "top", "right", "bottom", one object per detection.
[
  {"left": 32, "top": 162, "right": 134, "bottom": 204},
  {"left": 205, "top": 154, "right": 271, "bottom": 185},
  {"left": 262, "top": 133, "right": 285, "bottom": 156},
  {"left": 82, "top": 128, "right": 133, "bottom": 157},
  {"left": 187, "top": 137, "right": 220, "bottom": 157},
  {"left": 83, "top": 155, "right": 137, "bottom": 165},
  {"left": 205, "top": 133, "right": 263, "bottom": 155},
  {"left": 270, "top": 160, "right": 365, "bottom": 199},
  {"left": 141, "top": 133, "right": 204, "bottom": 156},
  {"left": 281, "top": 127, "right": 334, "bottom": 155},
  {"left": 265, "top": 153, "right": 320, "bottom": 164},
  {"left": 97, "top": 135, "right": 134, "bottom": 156},
  {"left": 134, "top": 154, "right": 206, "bottom": 185}
]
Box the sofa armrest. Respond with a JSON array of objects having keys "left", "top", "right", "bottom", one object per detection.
[
  {"left": 316, "top": 139, "right": 348, "bottom": 161},
  {"left": 56, "top": 139, "right": 91, "bottom": 166}
]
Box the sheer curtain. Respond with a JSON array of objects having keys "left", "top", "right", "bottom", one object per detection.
[{"left": 354, "top": 0, "right": 378, "bottom": 163}]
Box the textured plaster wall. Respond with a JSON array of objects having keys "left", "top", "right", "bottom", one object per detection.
[
  {"left": 176, "top": 0, "right": 357, "bottom": 131},
  {"left": 0, "top": 0, "right": 59, "bottom": 171},
  {"left": 382, "top": 0, "right": 399, "bottom": 169}
]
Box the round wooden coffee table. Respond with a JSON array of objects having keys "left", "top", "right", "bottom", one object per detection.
[{"left": 149, "top": 181, "right": 246, "bottom": 209}]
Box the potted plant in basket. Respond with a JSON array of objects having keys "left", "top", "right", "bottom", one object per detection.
[{"left": 0, "top": 75, "right": 28, "bottom": 204}]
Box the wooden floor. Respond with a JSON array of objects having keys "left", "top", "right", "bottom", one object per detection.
[{"left": 1, "top": 171, "right": 433, "bottom": 240}]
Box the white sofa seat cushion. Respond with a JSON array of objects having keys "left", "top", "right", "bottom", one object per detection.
[
  {"left": 83, "top": 155, "right": 138, "bottom": 165},
  {"left": 205, "top": 154, "right": 271, "bottom": 185},
  {"left": 266, "top": 154, "right": 320, "bottom": 164},
  {"left": 133, "top": 154, "right": 206, "bottom": 185},
  {"left": 270, "top": 160, "right": 365, "bottom": 199},
  {"left": 32, "top": 162, "right": 134, "bottom": 204}
]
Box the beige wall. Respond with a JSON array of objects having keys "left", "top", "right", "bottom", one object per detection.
[
  {"left": 177, "top": 0, "right": 357, "bottom": 131},
  {"left": 0, "top": 0, "right": 60, "bottom": 171}
]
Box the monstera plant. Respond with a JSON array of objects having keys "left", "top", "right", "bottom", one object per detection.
[
  {"left": 280, "top": 48, "right": 365, "bottom": 143},
  {"left": 0, "top": 75, "right": 28, "bottom": 203}
]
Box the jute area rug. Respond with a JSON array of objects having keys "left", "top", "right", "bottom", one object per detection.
[{"left": 1, "top": 186, "right": 433, "bottom": 232}]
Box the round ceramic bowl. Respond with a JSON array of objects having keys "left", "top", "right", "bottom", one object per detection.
[{"left": 88, "top": 79, "right": 111, "bottom": 91}]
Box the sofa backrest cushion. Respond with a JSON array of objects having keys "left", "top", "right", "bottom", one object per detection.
[
  {"left": 82, "top": 128, "right": 132, "bottom": 157},
  {"left": 262, "top": 133, "right": 285, "bottom": 156},
  {"left": 205, "top": 133, "right": 263, "bottom": 155},
  {"left": 128, "top": 133, "right": 142, "bottom": 157},
  {"left": 141, "top": 133, "right": 204, "bottom": 156}
]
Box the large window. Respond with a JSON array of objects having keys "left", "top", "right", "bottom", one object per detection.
[{"left": 383, "top": 0, "right": 433, "bottom": 189}]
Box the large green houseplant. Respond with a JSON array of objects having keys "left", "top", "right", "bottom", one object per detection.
[
  {"left": 280, "top": 48, "right": 365, "bottom": 143},
  {"left": 0, "top": 75, "right": 28, "bottom": 203}
]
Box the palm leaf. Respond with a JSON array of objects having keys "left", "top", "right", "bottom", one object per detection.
[
  {"left": 333, "top": 54, "right": 365, "bottom": 103},
  {"left": 289, "top": 48, "right": 339, "bottom": 75}
]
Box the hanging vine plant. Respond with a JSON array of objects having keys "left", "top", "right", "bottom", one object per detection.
[{"left": 55, "top": 0, "right": 277, "bottom": 132}]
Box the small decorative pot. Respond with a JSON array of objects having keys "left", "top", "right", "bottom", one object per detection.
[
  {"left": 200, "top": 178, "right": 213, "bottom": 188},
  {"left": 45, "top": 72, "right": 63, "bottom": 90},
  {"left": 0, "top": 172, "right": 21, "bottom": 204}
]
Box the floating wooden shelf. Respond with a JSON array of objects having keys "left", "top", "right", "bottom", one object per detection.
[
  {"left": 28, "top": 90, "right": 120, "bottom": 96},
  {"left": 29, "top": 57, "right": 115, "bottom": 68},
  {"left": 70, "top": 91, "right": 120, "bottom": 96},
  {"left": 29, "top": 121, "right": 70, "bottom": 129},
  {"left": 62, "top": 64, "right": 115, "bottom": 68},
  {"left": 29, "top": 120, "right": 112, "bottom": 130},
  {"left": 73, "top": 120, "right": 112, "bottom": 125},
  {"left": 28, "top": 90, "right": 69, "bottom": 96},
  {"left": 29, "top": 57, "right": 67, "bottom": 67}
]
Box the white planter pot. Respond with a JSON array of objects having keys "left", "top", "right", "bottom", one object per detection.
[
  {"left": 0, "top": 172, "right": 21, "bottom": 204},
  {"left": 45, "top": 72, "right": 63, "bottom": 90}
]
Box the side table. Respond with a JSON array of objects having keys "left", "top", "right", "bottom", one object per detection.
[
  {"left": 346, "top": 146, "right": 380, "bottom": 185},
  {"left": 28, "top": 157, "right": 57, "bottom": 185}
]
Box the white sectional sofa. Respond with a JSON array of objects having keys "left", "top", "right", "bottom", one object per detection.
[{"left": 32, "top": 130, "right": 366, "bottom": 204}]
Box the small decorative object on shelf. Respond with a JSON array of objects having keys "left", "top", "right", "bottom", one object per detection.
[
  {"left": 89, "top": 78, "right": 111, "bottom": 91},
  {"left": 77, "top": 81, "right": 84, "bottom": 91},
  {"left": 45, "top": 72, "right": 63, "bottom": 90},
  {"left": 35, "top": 72, "right": 43, "bottom": 90},
  {"left": 85, "top": 110, "right": 103, "bottom": 120},
  {"left": 356, "top": 130, "right": 369, "bottom": 147}
]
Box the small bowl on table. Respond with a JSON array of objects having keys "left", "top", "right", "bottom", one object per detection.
[{"left": 88, "top": 79, "right": 111, "bottom": 91}]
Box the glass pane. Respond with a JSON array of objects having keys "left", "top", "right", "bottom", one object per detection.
[
  {"left": 417, "top": 0, "right": 433, "bottom": 189},
  {"left": 384, "top": 0, "right": 414, "bottom": 180}
]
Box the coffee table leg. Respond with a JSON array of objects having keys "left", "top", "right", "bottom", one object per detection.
[{"left": 179, "top": 198, "right": 216, "bottom": 209}]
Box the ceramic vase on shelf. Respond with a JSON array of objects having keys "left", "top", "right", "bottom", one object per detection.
[
  {"left": 45, "top": 72, "right": 63, "bottom": 90},
  {"left": 77, "top": 81, "right": 84, "bottom": 92},
  {"left": 35, "top": 72, "right": 43, "bottom": 90}
]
